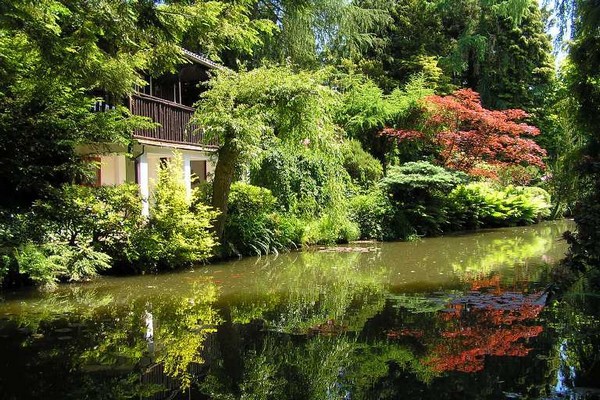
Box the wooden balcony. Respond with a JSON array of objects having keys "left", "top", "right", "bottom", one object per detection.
[{"left": 129, "top": 93, "right": 218, "bottom": 148}]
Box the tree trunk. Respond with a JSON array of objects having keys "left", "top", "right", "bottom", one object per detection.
[{"left": 211, "top": 141, "right": 240, "bottom": 243}]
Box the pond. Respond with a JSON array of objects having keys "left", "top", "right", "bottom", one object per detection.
[{"left": 0, "top": 219, "right": 598, "bottom": 399}]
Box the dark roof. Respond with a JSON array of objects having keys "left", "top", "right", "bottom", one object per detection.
[{"left": 181, "top": 48, "right": 222, "bottom": 69}]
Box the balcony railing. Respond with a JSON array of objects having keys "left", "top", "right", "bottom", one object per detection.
[{"left": 129, "top": 93, "right": 218, "bottom": 147}]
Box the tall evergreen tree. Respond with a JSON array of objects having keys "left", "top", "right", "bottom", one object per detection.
[
  {"left": 475, "top": 2, "right": 555, "bottom": 111},
  {"left": 245, "top": 0, "right": 391, "bottom": 67},
  {"left": 355, "top": 0, "right": 554, "bottom": 115}
]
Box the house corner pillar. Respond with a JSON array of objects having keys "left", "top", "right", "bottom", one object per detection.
[
  {"left": 139, "top": 152, "right": 150, "bottom": 216},
  {"left": 183, "top": 153, "right": 192, "bottom": 200}
]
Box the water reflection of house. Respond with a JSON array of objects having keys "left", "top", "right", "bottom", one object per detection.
[{"left": 79, "top": 49, "right": 220, "bottom": 215}]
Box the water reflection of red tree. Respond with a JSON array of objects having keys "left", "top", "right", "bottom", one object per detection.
[
  {"left": 427, "top": 303, "right": 544, "bottom": 373},
  {"left": 388, "top": 282, "right": 547, "bottom": 373}
]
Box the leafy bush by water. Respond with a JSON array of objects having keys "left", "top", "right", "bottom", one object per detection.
[
  {"left": 250, "top": 148, "right": 350, "bottom": 218},
  {"left": 223, "top": 182, "right": 295, "bottom": 256},
  {"left": 348, "top": 190, "right": 396, "bottom": 241},
  {"left": 135, "top": 155, "right": 218, "bottom": 271},
  {"left": 448, "top": 183, "right": 552, "bottom": 229},
  {"left": 379, "top": 162, "right": 468, "bottom": 237},
  {"left": 1, "top": 155, "right": 219, "bottom": 286},
  {"left": 302, "top": 212, "right": 360, "bottom": 245},
  {"left": 342, "top": 139, "right": 383, "bottom": 188},
  {"left": 1, "top": 184, "right": 135, "bottom": 287},
  {"left": 348, "top": 163, "right": 552, "bottom": 241}
]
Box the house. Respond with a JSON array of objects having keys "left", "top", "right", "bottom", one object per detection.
[{"left": 79, "top": 49, "right": 220, "bottom": 216}]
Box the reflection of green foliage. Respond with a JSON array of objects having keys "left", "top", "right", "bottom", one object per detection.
[
  {"left": 78, "top": 282, "right": 222, "bottom": 392},
  {"left": 11, "top": 287, "right": 114, "bottom": 331},
  {"left": 157, "top": 283, "right": 221, "bottom": 388},
  {"left": 239, "top": 341, "right": 286, "bottom": 400},
  {"left": 346, "top": 342, "right": 437, "bottom": 399},
  {"left": 202, "top": 335, "right": 355, "bottom": 400},
  {"left": 69, "top": 373, "right": 164, "bottom": 400},
  {"left": 2, "top": 279, "right": 222, "bottom": 393},
  {"left": 294, "top": 337, "right": 354, "bottom": 400},
  {"left": 202, "top": 334, "right": 435, "bottom": 400},
  {"left": 451, "top": 235, "right": 551, "bottom": 279},
  {"left": 231, "top": 298, "right": 280, "bottom": 325},
  {"left": 79, "top": 304, "right": 147, "bottom": 369},
  {"left": 230, "top": 251, "right": 386, "bottom": 333}
]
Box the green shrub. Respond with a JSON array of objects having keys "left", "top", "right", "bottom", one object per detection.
[
  {"left": 380, "top": 162, "right": 467, "bottom": 198},
  {"left": 224, "top": 182, "right": 302, "bottom": 256},
  {"left": 269, "top": 213, "right": 306, "bottom": 248},
  {"left": 2, "top": 154, "right": 220, "bottom": 285},
  {"left": 348, "top": 190, "right": 395, "bottom": 240},
  {"left": 250, "top": 148, "right": 349, "bottom": 217},
  {"left": 0, "top": 255, "right": 9, "bottom": 285},
  {"left": 33, "top": 184, "right": 104, "bottom": 246},
  {"left": 302, "top": 213, "right": 360, "bottom": 245},
  {"left": 448, "top": 182, "right": 552, "bottom": 228},
  {"left": 446, "top": 184, "right": 489, "bottom": 230},
  {"left": 12, "top": 241, "right": 111, "bottom": 289},
  {"left": 9, "top": 185, "right": 129, "bottom": 284},
  {"left": 341, "top": 139, "right": 383, "bottom": 188},
  {"left": 92, "top": 184, "right": 146, "bottom": 267},
  {"left": 55, "top": 242, "right": 112, "bottom": 281},
  {"left": 136, "top": 154, "right": 218, "bottom": 270},
  {"left": 379, "top": 162, "right": 468, "bottom": 237},
  {"left": 29, "top": 183, "right": 146, "bottom": 275},
  {"left": 14, "top": 243, "right": 65, "bottom": 289}
]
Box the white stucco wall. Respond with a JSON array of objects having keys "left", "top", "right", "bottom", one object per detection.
[{"left": 100, "top": 155, "right": 127, "bottom": 186}]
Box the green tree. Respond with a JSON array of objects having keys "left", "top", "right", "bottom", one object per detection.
[
  {"left": 334, "top": 72, "right": 433, "bottom": 169},
  {"left": 354, "top": 0, "right": 452, "bottom": 91},
  {"left": 247, "top": 0, "right": 391, "bottom": 67},
  {"left": 193, "top": 66, "right": 342, "bottom": 241},
  {"left": 470, "top": 2, "right": 555, "bottom": 111},
  {"left": 355, "top": 0, "right": 554, "bottom": 114}
]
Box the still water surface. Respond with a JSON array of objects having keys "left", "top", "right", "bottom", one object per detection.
[{"left": 0, "top": 220, "right": 596, "bottom": 399}]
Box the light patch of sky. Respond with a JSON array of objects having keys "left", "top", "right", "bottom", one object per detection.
[{"left": 538, "top": 0, "right": 569, "bottom": 68}]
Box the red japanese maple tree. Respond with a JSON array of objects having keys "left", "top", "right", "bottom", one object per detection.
[{"left": 382, "top": 89, "right": 547, "bottom": 179}]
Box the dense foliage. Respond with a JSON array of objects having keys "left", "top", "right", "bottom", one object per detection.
[
  {"left": 194, "top": 66, "right": 344, "bottom": 242},
  {"left": 140, "top": 155, "right": 218, "bottom": 271},
  {"left": 0, "top": 0, "right": 575, "bottom": 286},
  {"left": 250, "top": 148, "right": 347, "bottom": 217},
  {"left": 449, "top": 183, "right": 552, "bottom": 228},
  {"left": 3, "top": 0, "right": 600, "bottom": 395},
  {"left": 348, "top": 162, "right": 552, "bottom": 241},
  {"left": 223, "top": 182, "right": 300, "bottom": 256},
  {"left": 0, "top": 157, "right": 217, "bottom": 287},
  {"left": 379, "top": 162, "right": 467, "bottom": 237}
]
